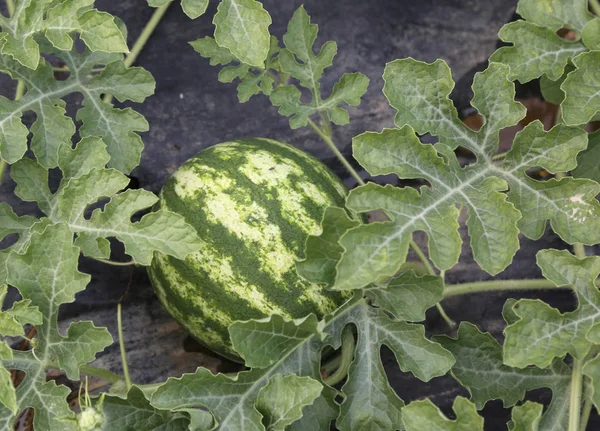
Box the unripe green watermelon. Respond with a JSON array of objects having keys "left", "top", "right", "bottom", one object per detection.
[{"left": 148, "top": 138, "right": 350, "bottom": 360}]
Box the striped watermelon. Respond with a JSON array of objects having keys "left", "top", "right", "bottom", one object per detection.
[{"left": 148, "top": 138, "right": 350, "bottom": 360}]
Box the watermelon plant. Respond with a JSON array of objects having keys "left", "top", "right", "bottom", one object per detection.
[{"left": 1, "top": 0, "right": 600, "bottom": 430}]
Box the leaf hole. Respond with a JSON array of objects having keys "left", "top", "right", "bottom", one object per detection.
[{"left": 556, "top": 27, "right": 580, "bottom": 41}]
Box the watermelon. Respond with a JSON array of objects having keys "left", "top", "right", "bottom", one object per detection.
[{"left": 148, "top": 138, "right": 350, "bottom": 360}]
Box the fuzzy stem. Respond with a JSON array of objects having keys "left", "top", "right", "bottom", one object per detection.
[
  {"left": 95, "top": 258, "right": 136, "bottom": 267},
  {"left": 442, "top": 279, "right": 568, "bottom": 298},
  {"left": 117, "top": 303, "right": 132, "bottom": 390},
  {"left": 5, "top": 0, "right": 14, "bottom": 17},
  {"left": 574, "top": 243, "right": 586, "bottom": 258},
  {"left": 306, "top": 117, "right": 455, "bottom": 325},
  {"left": 579, "top": 384, "right": 593, "bottom": 431},
  {"left": 324, "top": 326, "right": 355, "bottom": 386},
  {"left": 80, "top": 365, "right": 124, "bottom": 384},
  {"left": 591, "top": 0, "right": 600, "bottom": 16},
  {"left": 103, "top": 2, "right": 171, "bottom": 104},
  {"left": 321, "top": 354, "right": 342, "bottom": 375},
  {"left": 306, "top": 118, "right": 364, "bottom": 186},
  {"left": 569, "top": 358, "right": 584, "bottom": 431}
]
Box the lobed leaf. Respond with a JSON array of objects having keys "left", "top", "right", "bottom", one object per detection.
[
  {"left": 504, "top": 249, "right": 600, "bottom": 368},
  {"left": 213, "top": 0, "right": 271, "bottom": 68},
  {"left": 99, "top": 386, "right": 192, "bottom": 430},
  {"left": 402, "top": 397, "right": 484, "bottom": 431},
  {"left": 0, "top": 223, "right": 113, "bottom": 429},
  {"left": 330, "top": 300, "right": 454, "bottom": 431},
  {"left": 330, "top": 60, "right": 598, "bottom": 290},
  {"left": 270, "top": 6, "right": 369, "bottom": 129},
  {"left": 507, "top": 402, "right": 544, "bottom": 431},
  {"left": 0, "top": 0, "right": 128, "bottom": 70},
  {"left": 583, "top": 356, "right": 600, "bottom": 412},
  {"left": 152, "top": 275, "right": 451, "bottom": 430},
  {"left": 490, "top": 21, "right": 587, "bottom": 82},
  {"left": 10, "top": 137, "right": 204, "bottom": 265},
  {"left": 296, "top": 206, "right": 360, "bottom": 286},
  {"left": 572, "top": 130, "right": 600, "bottom": 183},
  {"left": 0, "top": 45, "right": 154, "bottom": 172},
  {"left": 255, "top": 374, "right": 322, "bottom": 431},
  {"left": 436, "top": 322, "right": 570, "bottom": 429},
  {"left": 560, "top": 51, "right": 600, "bottom": 125},
  {"left": 515, "top": 0, "right": 592, "bottom": 32},
  {"left": 191, "top": 35, "right": 282, "bottom": 102},
  {"left": 229, "top": 314, "right": 322, "bottom": 369}
]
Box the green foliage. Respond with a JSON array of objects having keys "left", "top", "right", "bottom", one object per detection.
[
  {"left": 504, "top": 249, "right": 600, "bottom": 367},
  {"left": 0, "top": 224, "right": 113, "bottom": 429},
  {"left": 9, "top": 137, "right": 203, "bottom": 265},
  {"left": 0, "top": 0, "right": 128, "bottom": 70},
  {"left": 0, "top": 46, "right": 154, "bottom": 172},
  {"left": 193, "top": 6, "right": 369, "bottom": 129},
  {"left": 313, "top": 59, "right": 596, "bottom": 291},
  {"left": 151, "top": 273, "right": 453, "bottom": 430},
  {"left": 437, "top": 322, "right": 570, "bottom": 428},
  {"left": 491, "top": 0, "right": 600, "bottom": 125},
  {"left": 2, "top": 0, "right": 600, "bottom": 429}
]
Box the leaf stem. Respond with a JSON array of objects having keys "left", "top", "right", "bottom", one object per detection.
[
  {"left": 117, "top": 303, "right": 132, "bottom": 390},
  {"left": 0, "top": 159, "right": 6, "bottom": 183},
  {"left": 442, "top": 278, "right": 569, "bottom": 298},
  {"left": 321, "top": 354, "right": 342, "bottom": 375},
  {"left": 103, "top": 2, "right": 171, "bottom": 104},
  {"left": 324, "top": 326, "right": 355, "bottom": 386},
  {"left": 574, "top": 243, "right": 586, "bottom": 258},
  {"left": 409, "top": 239, "right": 455, "bottom": 327},
  {"left": 492, "top": 151, "right": 507, "bottom": 161},
  {"left": 579, "top": 381, "right": 593, "bottom": 431},
  {"left": 5, "top": 0, "right": 14, "bottom": 17},
  {"left": 591, "top": 0, "right": 600, "bottom": 17},
  {"left": 569, "top": 358, "right": 584, "bottom": 431},
  {"left": 80, "top": 365, "right": 124, "bottom": 384},
  {"left": 95, "top": 258, "right": 136, "bottom": 267},
  {"left": 306, "top": 117, "right": 364, "bottom": 186}
]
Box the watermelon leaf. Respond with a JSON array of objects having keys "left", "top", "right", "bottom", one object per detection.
[
  {"left": 151, "top": 274, "right": 453, "bottom": 430},
  {"left": 583, "top": 356, "right": 600, "bottom": 412},
  {"left": 296, "top": 206, "right": 360, "bottom": 286},
  {"left": 507, "top": 402, "right": 544, "bottom": 431},
  {"left": 255, "top": 374, "right": 323, "bottom": 431},
  {"left": 229, "top": 314, "right": 323, "bottom": 368},
  {"left": 436, "top": 322, "right": 570, "bottom": 429},
  {"left": 504, "top": 249, "right": 600, "bottom": 368},
  {"left": 270, "top": 7, "right": 369, "bottom": 129},
  {"left": 402, "top": 397, "right": 484, "bottom": 431},
  {"left": 191, "top": 35, "right": 283, "bottom": 102},
  {"left": 561, "top": 51, "right": 600, "bottom": 125},
  {"left": 0, "top": 223, "right": 113, "bottom": 430},
  {"left": 98, "top": 386, "right": 193, "bottom": 430},
  {"left": 9, "top": 137, "right": 204, "bottom": 266},
  {"left": 329, "top": 60, "right": 598, "bottom": 290},
  {"left": 213, "top": 0, "right": 272, "bottom": 68},
  {"left": 148, "top": 0, "right": 209, "bottom": 20},
  {"left": 0, "top": 0, "right": 128, "bottom": 70},
  {"left": 0, "top": 45, "right": 154, "bottom": 173}
]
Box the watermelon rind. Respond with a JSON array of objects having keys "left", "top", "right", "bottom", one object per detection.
[{"left": 148, "top": 138, "right": 351, "bottom": 360}]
